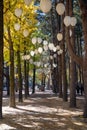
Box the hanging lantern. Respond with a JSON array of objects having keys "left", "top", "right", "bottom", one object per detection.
[
  {"left": 38, "top": 47, "right": 43, "bottom": 54},
  {"left": 24, "top": 0, "right": 32, "bottom": 6},
  {"left": 57, "top": 33, "right": 63, "bottom": 41},
  {"left": 53, "top": 63, "right": 57, "bottom": 68},
  {"left": 15, "top": 8, "right": 22, "bottom": 17},
  {"left": 70, "top": 17, "right": 77, "bottom": 26},
  {"left": 26, "top": 55, "right": 30, "bottom": 60},
  {"left": 35, "top": 49, "right": 38, "bottom": 54},
  {"left": 32, "top": 37, "right": 37, "bottom": 44},
  {"left": 43, "top": 40, "right": 48, "bottom": 45},
  {"left": 30, "top": 51, "right": 35, "bottom": 56},
  {"left": 48, "top": 43, "right": 54, "bottom": 50},
  {"left": 37, "top": 37, "right": 42, "bottom": 43},
  {"left": 54, "top": 54, "right": 57, "bottom": 58},
  {"left": 50, "top": 56, "right": 53, "bottom": 60},
  {"left": 56, "top": 45, "right": 60, "bottom": 50},
  {"left": 43, "top": 45, "right": 48, "bottom": 51},
  {"left": 14, "top": 23, "right": 20, "bottom": 31},
  {"left": 53, "top": 47, "right": 57, "bottom": 52},
  {"left": 40, "top": 0, "right": 52, "bottom": 13},
  {"left": 56, "top": 3, "right": 65, "bottom": 15},
  {"left": 23, "top": 29, "right": 29, "bottom": 37},
  {"left": 59, "top": 49, "right": 63, "bottom": 54},
  {"left": 64, "top": 16, "right": 71, "bottom": 27}
]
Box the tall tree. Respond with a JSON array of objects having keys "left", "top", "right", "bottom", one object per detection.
[
  {"left": 0, "top": 0, "right": 3, "bottom": 119},
  {"left": 79, "top": 0, "right": 87, "bottom": 117}
]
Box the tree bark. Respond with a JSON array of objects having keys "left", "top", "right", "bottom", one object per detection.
[
  {"left": 17, "top": 45, "right": 23, "bottom": 102},
  {"left": 0, "top": 0, "right": 3, "bottom": 119},
  {"left": 79, "top": 0, "right": 87, "bottom": 117},
  {"left": 8, "top": 27, "right": 15, "bottom": 107}
]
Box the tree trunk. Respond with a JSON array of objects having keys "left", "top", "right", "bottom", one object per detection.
[
  {"left": 79, "top": 0, "right": 87, "bottom": 117},
  {"left": 17, "top": 45, "right": 23, "bottom": 102},
  {"left": 69, "top": 0, "right": 76, "bottom": 107},
  {"left": 0, "top": 0, "right": 3, "bottom": 119},
  {"left": 58, "top": 55, "right": 63, "bottom": 98},
  {"left": 8, "top": 27, "right": 15, "bottom": 107},
  {"left": 32, "top": 65, "right": 36, "bottom": 94},
  {"left": 26, "top": 61, "right": 29, "bottom": 96}
]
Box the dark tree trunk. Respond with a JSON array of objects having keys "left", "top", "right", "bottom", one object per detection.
[
  {"left": 69, "top": 0, "right": 76, "bottom": 107},
  {"left": 8, "top": 27, "right": 15, "bottom": 107},
  {"left": 58, "top": 55, "right": 63, "bottom": 98},
  {"left": 26, "top": 61, "right": 29, "bottom": 96},
  {"left": 0, "top": 0, "right": 3, "bottom": 119},
  {"left": 79, "top": 0, "right": 87, "bottom": 118},
  {"left": 17, "top": 45, "right": 23, "bottom": 102},
  {"left": 32, "top": 65, "right": 36, "bottom": 94}
]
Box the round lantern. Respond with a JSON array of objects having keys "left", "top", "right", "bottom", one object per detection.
[
  {"left": 56, "top": 3, "right": 65, "bottom": 15},
  {"left": 59, "top": 49, "right": 63, "bottom": 54},
  {"left": 48, "top": 43, "right": 54, "bottom": 50},
  {"left": 14, "top": 23, "right": 20, "bottom": 31},
  {"left": 43, "top": 45, "right": 48, "bottom": 51},
  {"left": 24, "top": 0, "right": 32, "bottom": 6},
  {"left": 26, "top": 55, "right": 30, "bottom": 60},
  {"left": 40, "top": 0, "right": 52, "bottom": 13},
  {"left": 30, "top": 51, "right": 35, "bottom": 56},
  {"left": 35, "top": 49, "right": 38, "bottom": 54},
  {"left": 38, "top": 47, "right": 43, "bottom": 54},
  {"left": 50, "top": 56, "right": 53, "bottom": 60},
  {"left": 53, "top": 47, "right": 57, "bottom": 52},
  {"left": 15, "top": 8, "right": 22, "bottom": 17},
  {"left": 70, "top": 17, "right": 77, "bottom": 26},
  {"left": 64, "top": 16, "right": 71, "bottom": 27},
  {"left": 54, "top": 54, "right": 57, "bottom": 58},
  {"left": 23, "top": 29, "right": 29, "bottom": 37},
  {"left": 56, "top": 45, "right": 60, "bottom": 50},
  {"left": 37, "top": 37, "right": 42, "bottom": 43},
  {"left": 53, "top": 63, "right": 57, "bottom": 68},
  {"left": 43, "top": 40, "right": 48, "bottom": 45},
  {"left": 57, "top": 33, "right": 63, "bottom": 41},
  {"left": 32, "top": 37, "right": 37, "bottom": 44}
]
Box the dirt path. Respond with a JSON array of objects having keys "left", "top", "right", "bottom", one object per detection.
[{"left": 0, "top": 90, "right": 87, "bottom": 130}]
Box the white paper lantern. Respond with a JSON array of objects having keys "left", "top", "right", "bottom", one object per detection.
[
  {"left": 38, "top": 47, "right": 43, "bottom": 54},
  {"left": 56, "top": 45, "right": 60, "bottom": 50},
  {"left": 57, "top": 51, "right": 61, "bottom": 55},
  {"left": 70, "top": 17, "right": 77, "bottom": 26},
  {"left": 24, "top": 0, "right": 32, "bottom": 6},
  {"left": 15, "top": 8, "right": 22, "bottom": 17},
  {"left": 43, "top": 45, "right": 48, "bottom": 51},
  {"left": 56, "top": 3, "right": 65, "bottom": 15},
  {"left": 30, "top": 51, "right": 35, "bottom": 56},
  {"left": 57, "top": 33, "right": 63, "bottom": 41},
  {"left": 26, "top": 55, "right": 30, "bottom": 60},
  {"left": 23, "top": 29, "right": 29, "bottom": 37},
  {"left": 43, "top": 40, "right": 48, "bottom": 45},
  {"left": 53, "top": 63, "right": 57, "bottom": 68},
  {"left": 37, "top": 37, "right": 42, "bottom": 43},
  {"left": 48, "top": 43, "right": 54, "bottom": 50},
  {"left": 32, "top": 37, "right": 37, "bottom": 44},
  {"left": 14, "top": 23, "right": 20, "bottom": 31},
  {"left": 50, "top": 56, "right": 53, "bottom": 60},
  {"left": 35, "top": 49, "right": 38, "bottom": 54},
  {"left": 64, "top": 16, "right": 71, "bottom": 27},
  {"left": 53, "top": 47, "right": 57, "bottom": 52},
  {"left": 59, "top": 49, "right": 63, "bottom": 54},
  {"left": 40, "top": 0, "right": 52, "bottom": 13},
  {"left": 54, "top": 54, "right": 57, "bottom": 58}
]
